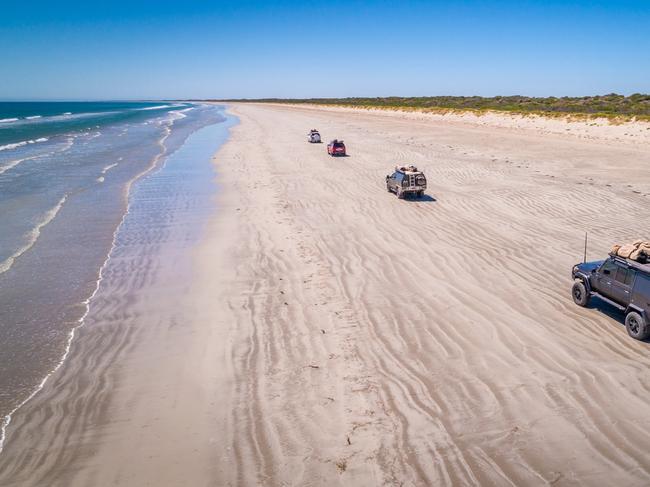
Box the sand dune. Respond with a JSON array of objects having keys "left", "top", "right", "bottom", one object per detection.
[{"left": 1, "top": 103, "right": 650, "bottom": 486}]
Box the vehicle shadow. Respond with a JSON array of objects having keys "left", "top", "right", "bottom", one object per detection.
[
  {"left": 587, "top": 295, "right": 650, "bottom": 342},
  {"left": 403, "top": 194, "right": 437, "bottom": 203},
  {"left": 385, "top": 189, "right": 437, "bottom": 203}
]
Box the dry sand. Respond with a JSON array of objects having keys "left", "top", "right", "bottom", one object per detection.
[
  {"left": 291, "top": 104, "right": 650, "bottom": 148},
  {"left": 1, "top": 103, "right": 650, "bottom": 486}
]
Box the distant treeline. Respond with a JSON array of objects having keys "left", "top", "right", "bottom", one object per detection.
[{"left": 214, "top": 94, "right": 650, "bottom": 119}]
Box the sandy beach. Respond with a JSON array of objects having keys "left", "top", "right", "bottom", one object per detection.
[{"left": 1, "top": 103, "right": 650, "bottom": 486}]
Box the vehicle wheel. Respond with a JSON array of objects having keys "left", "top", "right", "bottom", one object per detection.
[
  {"left": 387, "top": 184, "right": 392, "bottom": 193},
  {"left": 397, "top": 188, "right": 404, "bottom": 199},
  {"left": 417, "top": 190, "right": 424, "bottom": 198},
  {"left": 571, "top": 281, "right": 590, "bottom": 307},
  {"left": 625, "top": 311, "right": 649, "bottom": 340}
]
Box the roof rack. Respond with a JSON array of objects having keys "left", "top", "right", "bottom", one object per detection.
[
  {"left": 395, "top": 165, "right": 419, "bottom": 173},
  {"left": 610, "top": 253, "right": 650, "bottom": 273}
]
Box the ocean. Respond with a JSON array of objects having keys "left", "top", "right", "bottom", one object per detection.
[{"left": 0, "top": 101, "right": 233, "bottom": 448}]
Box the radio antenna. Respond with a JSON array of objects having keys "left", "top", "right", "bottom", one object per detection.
[{"left": 583, "top": 232, "right": 588, "bottom": 263}]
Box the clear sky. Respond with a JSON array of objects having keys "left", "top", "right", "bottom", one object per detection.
[{"left": 2, "top": 0, "right": 649, "bottom": 100}]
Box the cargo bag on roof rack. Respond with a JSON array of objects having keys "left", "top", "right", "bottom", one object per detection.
[{"left": 611, "top": 240, "right": 650, "bottom": 263}]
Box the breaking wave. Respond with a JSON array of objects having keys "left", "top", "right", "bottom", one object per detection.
[
  {"left": 0, "top": 138, "right": 49, "bottom": 152},
  {"left": 0, "top": 195, "right": 68, "bottom": 275}
]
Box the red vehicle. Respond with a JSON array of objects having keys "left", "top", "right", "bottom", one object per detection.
[{"left": 327, "top": 139, "right": 346, "bottom": 156}]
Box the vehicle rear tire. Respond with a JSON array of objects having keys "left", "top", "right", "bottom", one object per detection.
[
  {"left": 625, "top": 311, "right": 649, "bottom": 340},
  {"left": 572, "top": 281, "right": 590, "bottom": 307},
  {"left": 417, "top": 190, "right": 424, "bottom": 198}
]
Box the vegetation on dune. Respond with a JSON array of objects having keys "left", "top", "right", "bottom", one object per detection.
[{"left": 215, "top": 94, "right": 650, "bottom": 120}]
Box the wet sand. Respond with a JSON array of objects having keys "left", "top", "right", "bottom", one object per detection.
[{"left": 1, "top": 103, "right": 650, "bottom": 486}]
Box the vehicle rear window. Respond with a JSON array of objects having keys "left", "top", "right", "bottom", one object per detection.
[{"left": 334, "top": 142, "right": 344, "bottom": 148}]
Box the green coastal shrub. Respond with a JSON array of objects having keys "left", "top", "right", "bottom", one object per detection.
[{"left": 218, "top": 94, "right": 650, "bottom": 120}]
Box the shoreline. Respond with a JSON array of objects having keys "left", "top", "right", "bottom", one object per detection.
[
  {"left": 1, "top": 102, "right": 649, "bottom": 485},
  {"left": 0, "top": 108, "right": 231, "bottom": 457},
  {"left": 0, "top": 121, "right": 171, "bottom": 454}
]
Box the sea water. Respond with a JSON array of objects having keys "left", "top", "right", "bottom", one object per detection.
[{"left": 0, "top": 101, "right": 233, "bottom": 448}]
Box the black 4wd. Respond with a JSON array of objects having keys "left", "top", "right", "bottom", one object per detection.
[{"left": 572, "top": 255, "right": 650, "bottom": 340}]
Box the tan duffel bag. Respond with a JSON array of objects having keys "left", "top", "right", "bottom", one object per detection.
[
  {"left": 611, "top": 240, "right": 650, "bottom": 261},
  {"left": 617, "top": 244, "right": 637, "bottom": 259}
]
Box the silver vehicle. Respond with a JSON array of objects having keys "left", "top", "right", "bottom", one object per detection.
[
  {"left": 386, "top": 165, "right": 427, "bottom": 199},
  {"left": 308, "top": 129, "right": 321, "bottom": 143}
]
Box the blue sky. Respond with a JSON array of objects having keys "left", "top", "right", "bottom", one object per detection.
[{"left": 2, "top": 0, "right": 649, "bottom": 100}]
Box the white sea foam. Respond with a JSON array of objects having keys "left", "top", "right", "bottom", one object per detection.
[
  {"left": 157, "top": 110, "right": 188, "bottom": 126},
  {"left": 0, "top": 138, "right": 50, "bottom": 153},
  {"left": 96, "top": 176, "right": 105, "bottom": 183},
  {"left": 0, "top": 155, "right": 36, "bottom": 176},
  {"left": 55, "top": 111, "right": 118, "bottom": 123},
  {"left": 0, "top": 195, "right": 68, "bottom": 275},
  {"left": 101, "top": 163, "right": 118, "bottom": 174},
  {"left": 138, "top": 104, "right": 173, "bottom": 111},
  {"left": 1, "top": 112, "right": 105, "bottom": 127},
  {"left": 166, "top": 107, "right": 193, "bottom": 121},
  {"left": 60, "top": 136, "right": 75, "bottom": 152},
  {"left": 0, "top": 141, "right": 28, "bottom": 151},
  {"left": 0, "top": 137, "right": 73, "bottom": 177}
]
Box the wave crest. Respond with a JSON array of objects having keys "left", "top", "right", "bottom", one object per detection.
[
  {"left": 0, "top": 138, "right": 50, "bottom": 152},
  {"left": 0, "top": 195, "right": 68, "bottom": 275}
]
